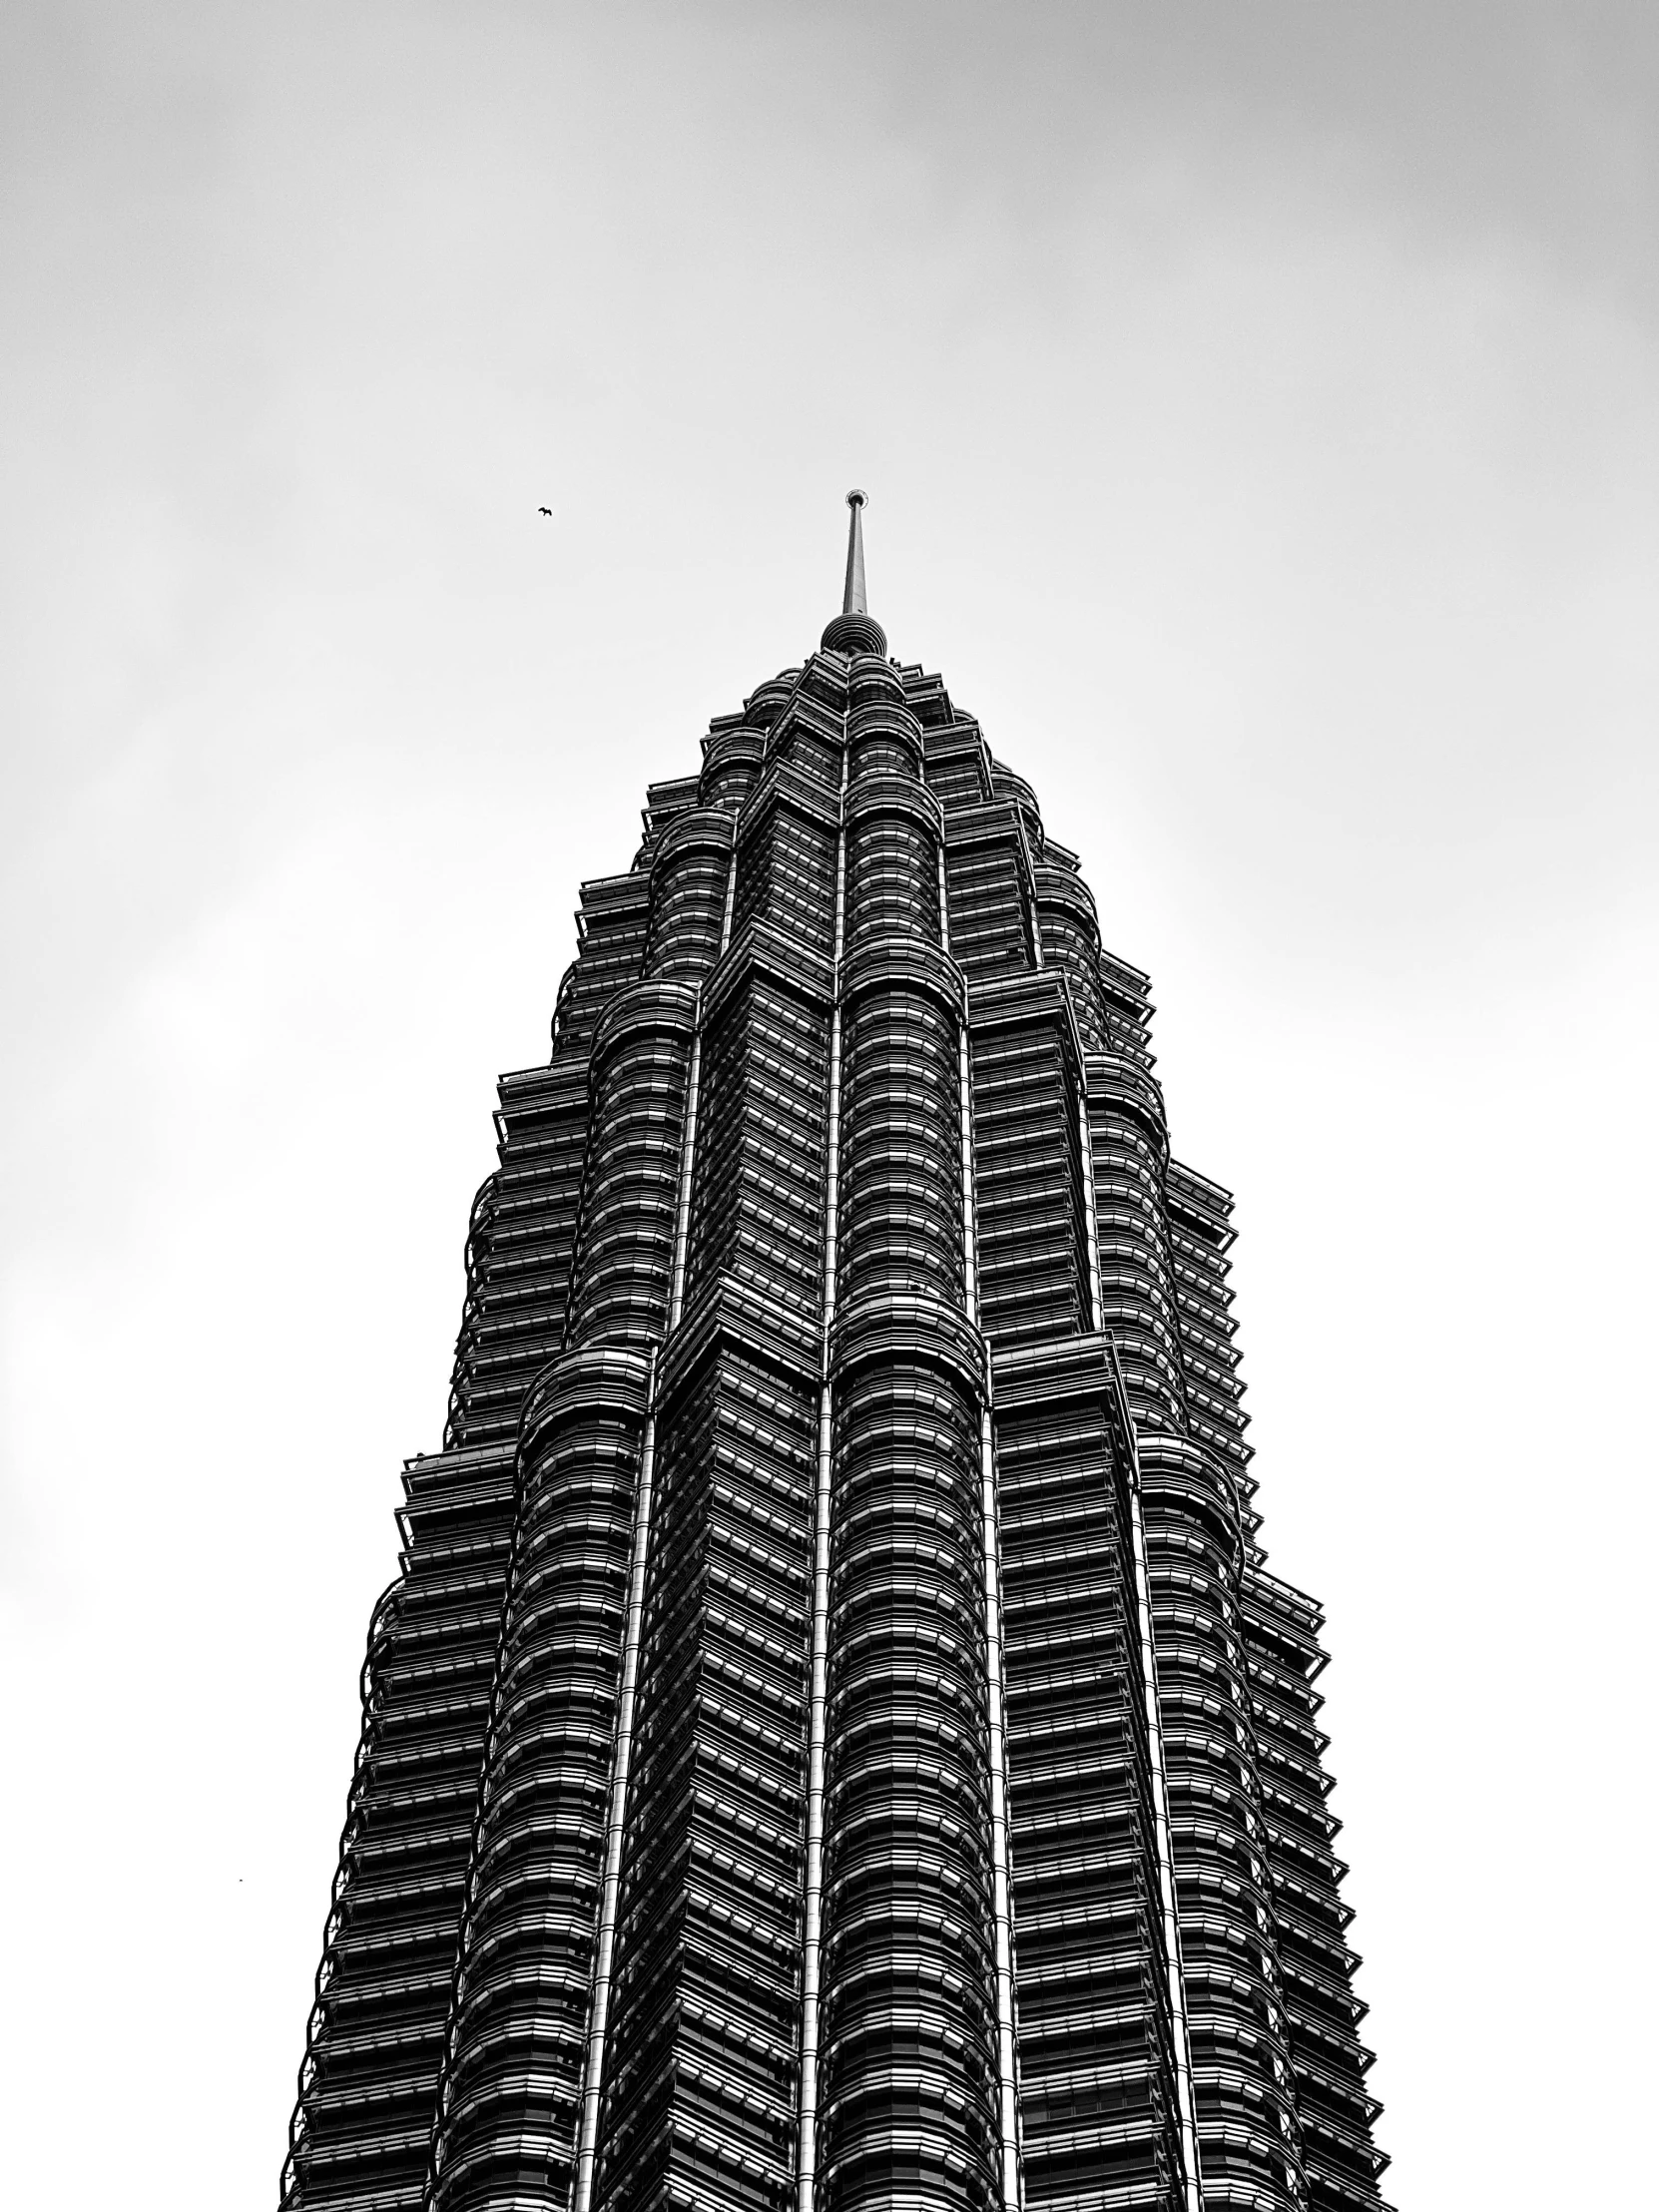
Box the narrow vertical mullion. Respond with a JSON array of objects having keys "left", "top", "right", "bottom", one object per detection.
[
  {"left": 1108, "top": 1342, "right": 1206, "bottom": 2212},
  {"left": 796, "top": 736, "right": 848, "bottom": 2210},
  {"left": 572, "top": 843, "right": 732, "bottom": 2212},
  {"left": 951, "top": 834, "right": 1024, "bottom": 2212},
  {"left": 570, "top": 1348, "right": 658, "bottom": 2212}
]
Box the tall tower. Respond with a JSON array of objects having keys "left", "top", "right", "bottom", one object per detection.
[{"left": 282, "top": 498, "right": 1389, "bottom": 2212}]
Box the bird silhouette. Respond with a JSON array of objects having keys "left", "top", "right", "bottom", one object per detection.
[{"left": 538, "top": 506, "right": 553, "bottom": 517}]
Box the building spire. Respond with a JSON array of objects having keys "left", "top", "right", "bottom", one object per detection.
[
  {"left": 821, "top": 488, "right": 887, "bottom": 658},
  {"left": 842, "top": 489, "right": 868, "bottom": 616}
]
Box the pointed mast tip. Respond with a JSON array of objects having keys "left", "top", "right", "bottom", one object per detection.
[
  {"left": 841, "top": 491, "right": 867, "bottom": 617},
  {"left": 821, "top": 487, "right": 886, "bottom": 656}
]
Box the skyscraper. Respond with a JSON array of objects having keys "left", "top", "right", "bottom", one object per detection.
[{"left": 281, "top": 496, "right": 1388, "bottom": 2212}]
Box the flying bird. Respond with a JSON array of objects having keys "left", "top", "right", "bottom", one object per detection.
[{"left": 538, "top": 506, "right": 553, "bottom": 516}]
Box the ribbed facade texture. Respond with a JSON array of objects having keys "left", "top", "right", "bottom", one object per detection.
[{"left": 281, "top": 510, "right": 1389, "bottom": 2212}]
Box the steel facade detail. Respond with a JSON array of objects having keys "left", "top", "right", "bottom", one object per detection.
[
  {"left": 283, "top": 562, "right": 1390, "bottom": 2212},
  {"left": 797, "top": 740, "right": 848, "bottom": 2211}
]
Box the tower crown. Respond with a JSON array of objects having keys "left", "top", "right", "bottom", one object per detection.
[
  {"left": 282, "top": 518, "right": 1391, "bottom": 2212},
  {"left": 821, "top": 488, "right": 888, "bottom": 657}
]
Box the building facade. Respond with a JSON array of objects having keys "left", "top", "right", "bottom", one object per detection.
[{"left": 281, "top": 498, "right": 1389, "bottom": 2212}]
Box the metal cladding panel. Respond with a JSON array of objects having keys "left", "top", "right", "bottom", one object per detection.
[
  {"left": 426, "top": 1364, "right": 647, "bottom": 2212},
  {"left": 992, "top": 1340, "right": 1186, "bottom": 2212},
  {"left": 283, "top": 624, "right": 1389, "bottom": 2212},
  {"left": 280, "top": 1444, "right": 519, "bottom": 2212},
  {"left": 1240, "top": 1576, "right": 1387, "bottom": 2212},
  {"left": 281, "top": 863, "right": 637, "bottom": 2208},
  {"left": 593, "top": 1339, "right": 818, "bottom": 2212},
  {"left": 968, "top": 974, "right": 1092, "bottom": 1350},
  {"left": 446, "top": 1056, "right": 594, "bottom": 1454}
]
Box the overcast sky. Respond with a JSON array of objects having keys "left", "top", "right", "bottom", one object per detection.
[{"left": 2, "top": 5, "right": 1655, "bottom": 2206}]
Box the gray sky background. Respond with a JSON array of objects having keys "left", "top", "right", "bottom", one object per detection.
[{"left": 2, "top": 4, "right": 1655, "bottom": 2204}]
